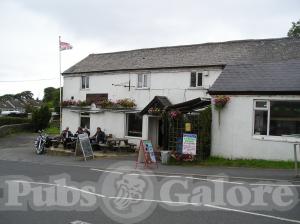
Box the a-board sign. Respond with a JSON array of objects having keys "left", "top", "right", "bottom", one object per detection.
[
  {"left": 143, "top": 140, "right": 156, "bottom": 163},
  {"left": 75, "top": 133, "right": 94, "bottom": 160},
  {"left": 182, "top": 133, "right": 197, "bottom": 155},
  {"left": 136, "top": 140, "right": 158, "bottom": 168}
]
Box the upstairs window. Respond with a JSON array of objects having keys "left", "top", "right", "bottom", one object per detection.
[
  {"left": 190, "top": 72, "right": 203, "bottom": 87},
  {"left": 81, "top": 76, "right": 89, "bottom": 89},
  {"left": 137, "top": 74, "right": 150, "bottom": 88}
]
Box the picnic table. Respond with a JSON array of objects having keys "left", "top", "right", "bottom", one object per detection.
[{"left": 106, "top": 138, "right": 136, "bottom": 151}]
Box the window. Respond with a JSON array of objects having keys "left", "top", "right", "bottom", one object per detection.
[
  {"left": 190, "top": 72, "right": 203, "bottom": 87},
  {"left": 80, "top": 112, "right": 90, "bottom": 129},
  {"left": 137, "top": 74, "right": 149, "bottom": 88},
  {"left": 253, "top": 100, "right": 300, "bottom": 136},
  {"left": 81, "top": 76, "right": 89, "bottom": 89},
  {"left": 126, "top": 113, "right": 142, "bottom": 137}
]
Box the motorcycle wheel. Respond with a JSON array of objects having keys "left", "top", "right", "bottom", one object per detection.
[{"left": 36, "top": 143, "right": 45, "bottom": 154}]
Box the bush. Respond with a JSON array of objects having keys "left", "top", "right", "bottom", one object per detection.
[
  {"left": 0, "top": 117, "right": 30, "bottom": 126},
  {"left": 31, "top": 105, "right": 51, "bottom": 131},
  {"left": 198, "top": 106, "right": 212, "bottom": 159}
]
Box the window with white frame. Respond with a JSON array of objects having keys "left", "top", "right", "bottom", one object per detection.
[
  {"left": 137, "top": 74, "right": 150, "bottom": 88},
  {"left": 126, "top": 113, "right": 142, "bottom": 137},
  {"left": 81, "top": 76, "right": 89, "bottom": 89},
  {"left": 253, "top": 100, "right": 300, "bottom": 136},
  {"left": 190, "top": 72, "right": 203, "bottom": 87},
  {"left": 80, "top": 112, "right": 90, "bottom": 129}
]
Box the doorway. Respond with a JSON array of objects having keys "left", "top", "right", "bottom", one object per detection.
[{"left": 148, "top": 116, "right": 164, "bottom": 150}]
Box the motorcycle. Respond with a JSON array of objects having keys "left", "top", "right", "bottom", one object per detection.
[{"left": 34, "top": 130, "right": 52, "bottom": 154}]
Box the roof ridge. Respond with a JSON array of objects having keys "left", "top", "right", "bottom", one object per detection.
[{"left": 89, "top": 37, "right": 295, "bottom": 56}]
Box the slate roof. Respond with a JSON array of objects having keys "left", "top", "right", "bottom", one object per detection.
[
  {"left": 63, "top": 37, "right": 300, "bottom": 74},
  {"left": 140, "top": 96, "right": 172, "bottom": 115},
  {"left": 208, "top": 60, "right": 300, "bottom": 95},
  {"left": 166, "top": 98, "right": 211, "bottom": 112}
]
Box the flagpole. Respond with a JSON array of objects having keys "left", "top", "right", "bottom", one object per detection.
[{"left": 59, "top": 36, "right": 62, "bottom": 133}]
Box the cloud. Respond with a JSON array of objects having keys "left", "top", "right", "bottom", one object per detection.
[{"left": 0, "top": 0, "right": 299, "bottom": 97}]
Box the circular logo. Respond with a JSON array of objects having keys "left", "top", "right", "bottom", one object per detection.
[{"left": 98, "top": 162, "right": 157, "bottom": 224}]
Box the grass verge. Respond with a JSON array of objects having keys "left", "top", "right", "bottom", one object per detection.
[
  {"left": 45, "top": 126, "right": 60, "bottom": 135},
  {"left": 168, "top": 156, "right": 295, "bottom": 169}
]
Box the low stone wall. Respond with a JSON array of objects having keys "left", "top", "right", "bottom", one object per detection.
[{"left": 0, "top": 123, "right": 32, "bottom": 137}]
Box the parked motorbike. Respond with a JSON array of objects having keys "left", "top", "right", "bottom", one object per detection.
[{"left": 34, "top": 130, "right": 52, "bottom": 154}]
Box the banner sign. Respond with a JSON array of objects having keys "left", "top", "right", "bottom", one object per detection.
[{"left": 182, "top": 133, "right": 197, "bottom": 155}]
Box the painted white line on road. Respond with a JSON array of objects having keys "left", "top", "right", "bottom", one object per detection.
[
  {"left": 205, "top": 204, "right": 300, "bottom": 224},
  {"left": 13, "top": 180, "right": 59, "bottom": 187},
  {"left": 70, "top": 220, "right": 92, "bottom": 224},
  {"left": 10, "top": 180, "right": 300, "bottom": 224},
  {"left": 90, "top": 168, "right": 300, "bottom": 187},
  {"left": 250, "top": 183, "right": 300, "bottom": 187},
  {"left": 90, "top": 168, "right": 123, "bottom": 175},
  {"left": 5, "top": 159, "right": 300, "bottom": 183}
]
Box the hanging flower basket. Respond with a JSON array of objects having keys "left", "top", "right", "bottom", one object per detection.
[
  {"left": 213, "top": 95, "right": 230, "bottom": 126},
  {"left": 169, "top": 110, "right": 182, "bottom": 120}
]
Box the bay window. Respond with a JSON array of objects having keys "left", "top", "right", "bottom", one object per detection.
[{"left": 253, "top": 100, "right": 300, "bottom": 136}]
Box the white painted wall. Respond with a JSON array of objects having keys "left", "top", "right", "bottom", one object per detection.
[
  {"left": 211, "top": 95, "right": 300, "bottom": 161},
  {"left": 61, "top": 108, "right": 80, "bottom": 132},
  {"left": 63, "top": 68, "right": 222, "bottom": 109},
  {"left": 62, "top": 68, "right": 221, "bottom": 146},
  {"left": 62, "top": 109, "right": 141, "bottom": 145}
]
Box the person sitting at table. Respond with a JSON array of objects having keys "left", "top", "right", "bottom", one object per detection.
[
  {"left": 75, "top": 127, "right": 84, "bottom": 136},
  {"left": 61, "top": 127, "right": 73, "bottom": 148},
  {"left": 83, "top": 128, "right": 90, "bottom": 137},
  {"left": 92, "top": 127, "right": 106, "bottom": 144}
]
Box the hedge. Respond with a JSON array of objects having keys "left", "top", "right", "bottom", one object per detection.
[{"left": 0, "top": 116, "right": 30, "bottom": 127}]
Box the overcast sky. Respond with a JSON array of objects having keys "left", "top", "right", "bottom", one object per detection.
[{"left": 0, "top": 0, "right": 299, "bottom": 99}]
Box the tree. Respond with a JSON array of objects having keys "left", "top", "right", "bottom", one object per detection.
[
  {"left": 43, "top": 87, "right": 60, "bottom": 112},
  {"left": 31, "top": 105, "right": 52, "bottom": 131},
  {"left": 43, "top": 87, "right": 56, "bottom": 102},
  {"left": 287, "top": 20, "right": 300, "bottom": 38},
  {"left": 14, "top": 91, "right": 33, "bottom": 100}
]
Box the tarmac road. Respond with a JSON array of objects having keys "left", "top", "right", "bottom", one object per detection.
[{"left": 0, "top": 133, "right": 299, "bottom": 224}]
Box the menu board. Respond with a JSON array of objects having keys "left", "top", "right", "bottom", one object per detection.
[
  {"left": 182, "top": 133, "right": 197, "bottom": 155},
  {"left": 143, "top": 140, "right": 156, "bottom": 163},
  {"left": 75, "top": 133, "right": 94, "bottom": 160}
]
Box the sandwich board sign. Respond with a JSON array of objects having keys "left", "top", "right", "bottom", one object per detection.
[
  {"left": 75, "top": 133, "right": 94, "bottom": 161},
  {"left": 182, "top": 133, "right": 197, "bottom": 155},
  {"left": 136, "top": 140, "right": 158, "bottom": 168}
]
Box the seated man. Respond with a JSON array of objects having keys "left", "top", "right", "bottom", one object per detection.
[
  {"left": 92, "top": 127, "right": 106, "bottom": 144},
  {"left": 61, "top": 127, "right": 73, "bottom": 148},
  {"left": 83, "top": 128, "right": 90, "bottom": 137},
  {"left": 74, "top": 127, "right": 84, "bottom": 137}
]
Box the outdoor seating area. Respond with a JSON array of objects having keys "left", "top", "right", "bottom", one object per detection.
[{"left": 91, "top": 137, "right": 137, "bottom": 152}]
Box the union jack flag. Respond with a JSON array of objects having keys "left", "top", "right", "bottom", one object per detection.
[{"left": 60, "top": 40, "right": 73, "bottom": 51}]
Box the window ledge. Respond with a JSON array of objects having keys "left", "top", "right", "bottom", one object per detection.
[
  {"left": 80, "top": 88, "right": 90, "bottom": 91},
  {"left": 136, "top": 87, "right": 150, "bottom": 90},
  {"left": 125, "top": 136, "right": 142, "bottom": 140},
  {"left": 252, "top": 135, "right": 300, "bottom": 143},
  {"left": 188, "top": 87, "right": 208, "bottom": 90}
]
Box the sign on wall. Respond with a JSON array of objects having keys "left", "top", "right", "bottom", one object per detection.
[{"left": 182, "top": 133, "right": 197, "bottom": 155}]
